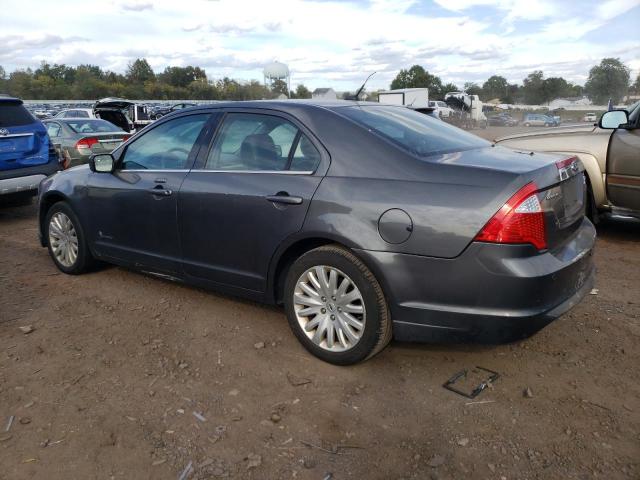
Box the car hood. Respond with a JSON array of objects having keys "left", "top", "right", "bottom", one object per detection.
[{"left": 495, "top": 124, "right": 597, "bottom": 143}]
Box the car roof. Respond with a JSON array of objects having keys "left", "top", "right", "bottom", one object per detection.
[
  {"left": 178, "top": 99, "right": 397, "bottom": 115},
  {"left": 0, "top": 95, "right": 23, "bottom": 104}
]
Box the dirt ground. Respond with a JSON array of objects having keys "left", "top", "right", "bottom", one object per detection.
[{"left": 1, "top": 126, "right": 639, "bottom": 480}]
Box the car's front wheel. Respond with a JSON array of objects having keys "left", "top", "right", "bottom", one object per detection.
[
  {"left": 284, "top": 245, "right": 392, "bottom": 365},
  {"left": 45, "top": 202, "right": 95, "bottom": 274}
]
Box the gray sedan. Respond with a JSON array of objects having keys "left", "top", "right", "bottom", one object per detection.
[
  {"left": 43, "top": 119, "right": 130, "bottom": 167},
  {"left": 37, "top": 101, "right": 595, "bottom": 365}
]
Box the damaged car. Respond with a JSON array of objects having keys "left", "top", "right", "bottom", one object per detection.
[{"left": 93, "top": 98, "right": 153, "bottom": 133}]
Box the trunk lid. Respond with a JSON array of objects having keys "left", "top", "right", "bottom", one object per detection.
[
  {"left": 0, "top": 127, "right": 49, "bottom": 170},
  {"left": 439, "top": 146, "right": 586, "bottom": 252},
  {"left": 0, "top": 99, "right": 50, "bottom": 170},
  {"left": 86, "top": 132, "right": 129, "bottom": 153},
  {"left": 537, "top": 157, "right": 586, "bottom": 249}
]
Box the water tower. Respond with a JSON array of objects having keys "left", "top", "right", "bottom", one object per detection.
[{"left": 263, "top": 61, "right": 291, "bottom": 98}]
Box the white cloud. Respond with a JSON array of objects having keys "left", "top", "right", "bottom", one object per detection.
[{"left": 0, "top": 0, "right": 638, "bottom": 90}]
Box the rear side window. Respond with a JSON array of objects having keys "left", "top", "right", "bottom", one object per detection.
[
  {"left": 204, "top": 113, "right": 321, "bottom": 172},
  {"left": 67, "top": 120, "right": 122, "bottom": 133},
  {"left": 0, "top": 102, "right": 35, "bottom": 127},
  {"left": 46, "top": 123, "right": 62, "bottom": 137},
  {"left": 339, "top": 105, "right": 488, "bottom": 157}
]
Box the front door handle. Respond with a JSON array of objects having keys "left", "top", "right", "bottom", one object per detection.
[
  {"left": 265, "top": 193, "right": 303, "bottom": 205},
  {"left": 148, "top": 187, "right": 173, "bottom": 196}
]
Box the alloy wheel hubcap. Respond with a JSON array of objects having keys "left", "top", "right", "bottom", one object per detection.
[
  {"left": 293, "top": 266, "right": 366, "bottom": 352},
  {"left": 49, "top": 212, "right": 79, "bottom": 268}
]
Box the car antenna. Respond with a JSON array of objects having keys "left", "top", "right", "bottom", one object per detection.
[{"left": 348, "top": 72, "right": 376, "bottom": 101}]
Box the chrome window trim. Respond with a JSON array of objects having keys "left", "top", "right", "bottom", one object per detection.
[
  {"left": 195, "top": 170, "right": 314, "bottom": 175},
  {"left": 0, "top": 133, "right": 33, "bottom": 139},
  {"left": 118, "top": 169, "right": 314, "bottom": 175},
  {"left": 117, "top": 169, "right": 190, "bottom": 173}
]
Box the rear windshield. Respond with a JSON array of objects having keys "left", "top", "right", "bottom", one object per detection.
[
  {"left": 338, "top": 105, "right": 489, "bottom": 157},
  {"left": 0, "top": 102, "right": 36, "bottom": 127},
  {"left": 66, "top": 119, "right": 123, "bottom": 133}
]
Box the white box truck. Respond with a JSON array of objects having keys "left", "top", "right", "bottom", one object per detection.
[{"left": 378, "top": 88, "right": 429, "bottom": 109}]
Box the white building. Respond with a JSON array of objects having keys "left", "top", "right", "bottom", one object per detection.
[
  {"left": 312, "top": 88, "right": 337, "bottom": 100},
  {"left": 548, "top": 96, "right": 592, "bottom": 110}
]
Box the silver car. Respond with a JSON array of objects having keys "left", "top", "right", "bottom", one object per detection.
[{"left": 43, "top": 119, "right": 130, "bottom": 168}]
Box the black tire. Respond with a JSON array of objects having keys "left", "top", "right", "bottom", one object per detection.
[
  {"left": 45, "top": 201, "right": 96, "bottom": 274},
  {"left": 284, "top": 245, "right": 392, "bottom": 365}
]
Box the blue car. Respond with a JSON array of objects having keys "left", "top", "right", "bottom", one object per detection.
[{"left": 0, "top": 96, "right": 61, "bottom": 202}]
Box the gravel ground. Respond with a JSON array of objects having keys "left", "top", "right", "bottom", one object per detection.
[{"left": 1, "top": 126, "right": 639, "bottom": 480}]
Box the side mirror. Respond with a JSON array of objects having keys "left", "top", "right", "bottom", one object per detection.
[
  {"left": 89, "top": 153, "right": 115, "bottom": 173},
  {"left": 599, "top": 110, "right": 629, "bottom": 129}
]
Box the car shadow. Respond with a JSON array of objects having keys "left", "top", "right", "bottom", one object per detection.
[{"left": 597, "top": 215, "right": 640, "bottom": 242}]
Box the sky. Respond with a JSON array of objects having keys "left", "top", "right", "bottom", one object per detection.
[{"left": 0, "top": 0, "right": 639, "bottom": 91}]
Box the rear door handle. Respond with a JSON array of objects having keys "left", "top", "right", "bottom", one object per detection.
[
  {"left": 148, "top": 187, "right": 173, "bottom": 196},
  {"left": 265, "top": 193, "right": 303, "bottom": 205}
]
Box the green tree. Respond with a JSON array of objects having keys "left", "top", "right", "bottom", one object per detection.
[
  {"left": 632, "top": 74, "right": 640, "bottom": 95},
  {"left": 464, "top": 82, "right": 482, "bottom": 97},
  {"left": 440, "top": 83, "right": 459, "bottom": 97},
  {"left": 0, "top": 65, "right": 6, "bottom": 93},
  {"left": 271, "top": 79, "right": 289, "bottom": 97},
  {"left": 482, "top": 75, "right": 508, "bottom": 101},
  {"left": 585, "top": 58, "right": 630, "bottom": 104},
  {"left": 126, "top": 58, "right": 155, "bottom": 84},
  {"left": 542, "top": 77, "right": 572, "bottom": 102},
  {"left": 390, "top": 65, "right": 443, "bottom": 96},
  {"left": 292, "top": 84, "right": 311, "bottom": 99},
  {"left": 522, "top": 70, "right": 545, "bottom": 104},
  {"left": 160, "top": 66, "right": 207, "bottom": 88}
]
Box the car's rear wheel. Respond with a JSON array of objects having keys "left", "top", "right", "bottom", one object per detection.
[
  {"left": 46, "top": 202, "right": 95, "bottom": 274},
  {"left": 284, "top": 245, "right": 392, "bottom": 365}
]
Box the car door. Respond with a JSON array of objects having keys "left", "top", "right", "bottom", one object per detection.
[
  {"left": 606, "top": 103, "right": 640, "bottom": 211},
  {"left": 86, "top": 112, "right": 212, "bottom": 274},
  {"left": 179, "top": 110, "right": 328, "bottom": 293}
]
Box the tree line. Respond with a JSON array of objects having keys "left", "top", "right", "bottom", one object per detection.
[
  {"left": 1, "top": 57, "right": 638, "bottom": 105},
  {"left": 0, "top": 58, "right": 312, "bottom": 101},
  {"left": 390, "top": 58, "right": 639, "bottom": 105}
]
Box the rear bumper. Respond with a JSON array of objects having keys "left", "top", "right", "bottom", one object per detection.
[
  {"left": 0, "top": 162, "right": 61, "bottom": 196},
  {"left": 355, "top": 218, "right": 596, "bottom": 343}
]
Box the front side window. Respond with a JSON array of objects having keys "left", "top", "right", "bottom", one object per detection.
[
  {"left": 204, "top": 113, "right": 320, "bottom": 172},
  {"left": 338, "top": 105, "right": 489, "bottom": 157},
  {"left": 120, "top": 114, "right": 209, "bottom": 170}
]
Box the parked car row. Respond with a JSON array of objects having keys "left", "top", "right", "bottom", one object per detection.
[{"left": 1, "top": 95, "right": 164, "bottom": 201}]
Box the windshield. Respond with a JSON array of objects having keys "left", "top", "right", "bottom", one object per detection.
[
  {"left": 66, "top": 119, "right": 122, "bottom": 133},
  {"left": 338, "top": 105, "right": 489, "bottom": 157}
]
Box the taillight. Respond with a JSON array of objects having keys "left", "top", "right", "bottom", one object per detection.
[
  {"left": 555, "top": 156, "right": 579, "bottom": 181},
  {"left": 75, "top": 137, "right": 99, "bottom": 150},
  {"left": 474, "top": 182, "right": 547, "bottom": 251},
  {"left": 121, "top": 135, "right": 131, "bottom": 142}
]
